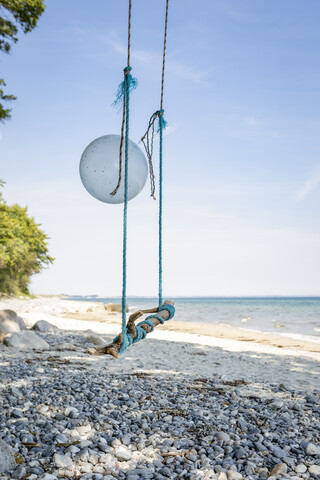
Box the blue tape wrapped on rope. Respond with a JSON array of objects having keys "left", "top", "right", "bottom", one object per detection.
[{"left": 116, "top": 303, "right": 175, "bottom": 355}]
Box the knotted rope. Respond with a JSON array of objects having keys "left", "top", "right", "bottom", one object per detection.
[{"left": 117, "top": 303, "right": 175, "bottom": 354}]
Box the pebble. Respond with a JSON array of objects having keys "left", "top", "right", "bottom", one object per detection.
[
  {"left": 305, "top": 442, "right": 320, "bottom": 455},
  {"left": 115, "top": 447, "right": 132, "bottom": 461},
  {"left": 295, "top": 464, "right": 307, "bottom": 473},
  {"left": 216, "top": 432, "right": 230, "bottom": 442},
  {"left": 0, "top": 327, "right": 320, "bottom": 480},
  {"left": 53, "top": 453, "right": 74, "bottom": 468},
  {"left": 227, "top": 471, "right": 243, "bottom": 479},
  {"left": 270, "top": 463, "right": 287, "bottom": 476},
  {"left": 309, "top": 465, "right": 320, "bottom": 475}
]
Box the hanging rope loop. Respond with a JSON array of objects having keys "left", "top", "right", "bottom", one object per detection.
[{"left": 140, "top": 109, "right": 165, "bottom": 199}]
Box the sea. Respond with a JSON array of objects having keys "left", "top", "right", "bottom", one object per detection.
[{"left": 65, "top": 296, "right": 320, "bottom": 342}]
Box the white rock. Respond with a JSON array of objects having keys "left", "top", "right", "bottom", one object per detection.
[
  {"left": 86, "top": 334, "right": 107, "bottom": 346},
  {"left": 93, "top": 465, "right": 104, "bottom": 473},
  {"left": 306, "top": 442, "right": 320, "bottom": 455},
  {"left": 115, "top": 447, "right": 132, "bottom": 461},
  {"left": 0, "top": 439, "right": 16, "bottom": 474},
  {"left": 295, "top": 464, "right": 307, "bottom": 473},
  {"left": 227, "top": 472, "right": 243, "bottom": 480},
  {"left": 53, "top": 453, "right": 73, "bottom": 468},
  {"left": 77, "top": 425, "right": 92, "bottom": 436},
  {"left": 31, "top": 320, "right": 59, "bottom": 333},
  {"left": 99, "top": 454, "right": 114, "bottom": 464},
  {"left": 3, "top": 331, "right": 49, "bottom": 350},
  {"left": 218, "top": 473, "right": 228, "bottom": 480},
  {"left": 309, "top": 465, "right": 320, "bottom": 475}
]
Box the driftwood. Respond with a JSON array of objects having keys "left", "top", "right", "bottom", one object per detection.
[{"left": 88, "top": 300, "right": 174, "bottom": 359}]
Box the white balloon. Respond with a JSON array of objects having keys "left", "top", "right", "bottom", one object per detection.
[{"left": 79, "top": 134, "right": 148, "bottom": 204}]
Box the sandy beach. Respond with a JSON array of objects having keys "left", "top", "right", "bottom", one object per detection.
[{"left": 1, "top": 295, "right": 319, "bottom": 391}]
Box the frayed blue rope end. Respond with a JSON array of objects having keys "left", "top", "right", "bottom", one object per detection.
[
  {"left": 113, "top": 71, "right": 138, "bottom": 108},
  {"left": 158, "top": 111, "right": 168, "bottom": 132}
]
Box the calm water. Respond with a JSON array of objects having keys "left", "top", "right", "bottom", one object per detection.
[{"left": 66, "top": 296, "right": 320, "bottom": 340}]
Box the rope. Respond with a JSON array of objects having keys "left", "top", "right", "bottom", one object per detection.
[
  {"left": 116, "top": 304, "right": 176, "bottom": 354},
  {"left": 160, "top": 0, "right": 169, "bottom": 110},
  {"left": 114, "top": 0, "right": 134, "bottom": 353},
  {"left": 110, "top": 0, "right": 137, "bottom": 198},
  {"left": 140, "top": 0, "right": 170, "bottom": 309}
]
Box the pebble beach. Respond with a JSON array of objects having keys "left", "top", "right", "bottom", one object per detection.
[{"left": 0, "top": 295, "right": 320, "bottom": 480}]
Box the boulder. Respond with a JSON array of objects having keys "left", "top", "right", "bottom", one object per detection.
[
  {"left": 0, "top": 309, "right": 26, "bottom": 341},
  {"left": 31, "top": 320, "right": 59, "bottom": 333},
  {"left": 0, "top": 439, "right": 16, "bottom": 474},
  {"left": 3, "top": 331, "right": 49, "bottom": 350},
  {"left": 104, "top": 303, "right": 128, "bottom": 313}
]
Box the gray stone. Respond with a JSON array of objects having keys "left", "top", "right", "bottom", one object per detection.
[
  {"left": 3, "top": 331, "right": 49, "bottom": 349},
  {"left": 270, "top": 446, "right": 287, "bottom": 459},
  {"left": 0, "top": 439, "right": 16, "bottom": 474},
  {"left": 12, "top": 465, "right": 27, "bottom": 479},
  {"left": 0, "top": 309, "right": 26, "bottom": 330},
  {"left": 186, "top": 452, "right": 197, "bottom": 462},
  {"left": 115, "top": 447, "right": 132, "bottom": 461},
  {"left": 216, "top": 432, "right": 230, "bottom": 442},
  {"left": 31, "top": 320, "right": 59, "bottom": 333}
]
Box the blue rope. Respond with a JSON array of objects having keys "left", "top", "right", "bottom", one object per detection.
[
  {"left": 158, "top": 111, "right": 164, "bottom": 309},
  {"left": 120, "top": 66, "right": 133, "bottom": 355},
  {"left": 114, "top": 304, "right": 175, "bottom": 354}
]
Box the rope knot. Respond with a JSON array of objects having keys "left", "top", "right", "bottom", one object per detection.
[{"left": 124, "top": 66, "right": 132, "bottom": 75}]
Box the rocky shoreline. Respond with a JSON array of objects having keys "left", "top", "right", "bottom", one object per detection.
[
  {"left": 0, "top": 297, "right": 320, "bottom": 479},
  {"left": 1, "top": 349, "right": 320, "bottom": 480}
]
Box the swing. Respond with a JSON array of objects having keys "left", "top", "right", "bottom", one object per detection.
[{"left": 80, "top": 0, "right": 175, "bottom": 358}]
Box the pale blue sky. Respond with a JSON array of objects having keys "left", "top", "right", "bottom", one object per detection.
[{"left": 1, "top": 0, "right": 320, "bottom": 296}]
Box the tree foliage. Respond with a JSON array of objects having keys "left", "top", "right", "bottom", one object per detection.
[
  {"left": 0, "top": 181, "right": 54, "bottom": 295},
  {"left": 0, "top": 0, "right": 45, "bottom": 121}
]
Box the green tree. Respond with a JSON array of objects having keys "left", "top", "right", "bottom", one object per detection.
[
  {"left": 0, "top": 0, "right": 45, "bottom": 122},
  {"left": 0, "top": 181, "right": 54, "bottom": 295}
]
